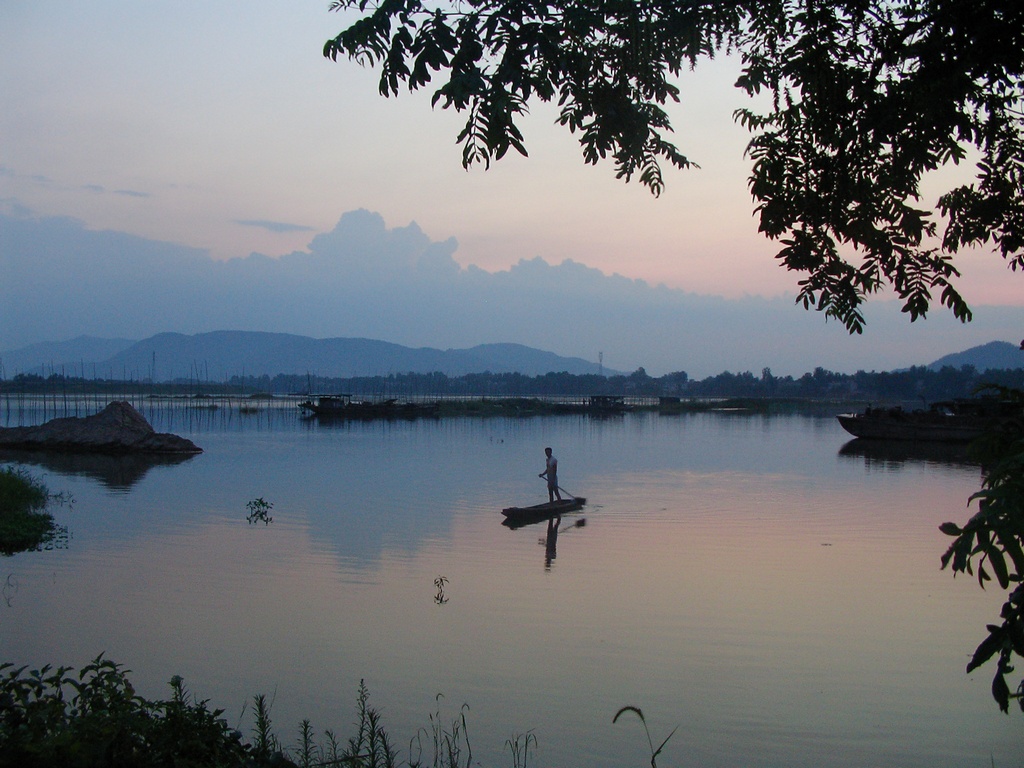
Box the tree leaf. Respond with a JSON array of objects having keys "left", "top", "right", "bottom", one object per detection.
[{"left": 967, "top": 626, "right": 1006, "bottom": 673}]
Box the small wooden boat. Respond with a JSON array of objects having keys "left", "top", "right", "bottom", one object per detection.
[{"left": 501, "top": 496, "right": 586, "bottom": 525}]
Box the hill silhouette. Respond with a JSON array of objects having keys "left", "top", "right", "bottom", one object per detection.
[
  {"left": 3, "top": 331, "right": 1021, "bottom": 382},
  {"left": 927, "top": 341, "right": 1024, "bottom": 372},
  {"left": 1, "top": 332, "right": 614, "bottom": 380}
]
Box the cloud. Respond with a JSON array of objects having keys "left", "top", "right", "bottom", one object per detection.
[
  {"left": 79, "top": 184, "right": 150, "bottom": 198},
  {"left": 0, "top": 166, "right": 150, "bottom": 199},
  {"left": 235, "top": 219, "right": 315, "bottom": 234},
  {"left": 2, "top": 208, "right": 1022, "bottom": 378},
  {"left": 1, "top": 166, "right": 54, "bottom": 186}
]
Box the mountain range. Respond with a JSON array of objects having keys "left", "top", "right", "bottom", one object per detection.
[
  {"left": 926, "top": 340, "right": 1024, "bottom": 372},
  {"left": 0, "top": 332, "right": 613, "bottom": 380},
  {"left": 2, "top": 332, "right": 1021, "bottom": 382},
  {"left": 5, "top": 209, "right": 1024, "bottom": 378}
]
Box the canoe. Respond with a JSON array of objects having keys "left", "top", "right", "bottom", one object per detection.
[{"left": 501, "top": 497, "right": 586, "bottom": 524}]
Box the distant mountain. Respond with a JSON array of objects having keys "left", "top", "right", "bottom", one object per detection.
[
  {"left": 927, "top": 341, "right": 1024, "bottom": 372},
  {"left": 0, "top": 335, "right": 137, "bottom": 377},
  {"left": 0, "top": 331, "right": 612, "bottom": 380},
  {"left": 6, "top": 209, "right": 1024, "bottom": 377},
  {"left": 5, "top": 332, "right": 1022, "bottom": 382}
]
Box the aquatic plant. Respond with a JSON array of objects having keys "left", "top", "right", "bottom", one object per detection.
[
  {"left": 410, "top": 694, "right": 471, "bottom": 768},
  {"left": 504, "top": 731, "right": 536, "bottom": 768},
  {"left": 433, "top": 575, "right": 449, "bottom": 605},
  {"left": 613, "top": 705, "right": 677, "bottom": 768},
  {"left": 246, "top": 497, "right": 274, "bottom": 525}
]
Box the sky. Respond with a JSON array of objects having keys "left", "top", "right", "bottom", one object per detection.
[{"left": 2, "top": 1, "right": 1022, "bottom": 377}]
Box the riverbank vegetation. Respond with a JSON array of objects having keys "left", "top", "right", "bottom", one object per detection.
[
  {"left": 0, "top": 467, "right": 67, "bottom": 557},
  {"left": 5, "top": 363, "right": 1024, "bottom": 404},
  {"left": 0, "top": 657, "right": 566, "bottom": 768}
]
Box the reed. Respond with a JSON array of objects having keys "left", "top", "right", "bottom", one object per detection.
[
  {"left": 504, "top": 731, "right": 537, "bottom": 768},
  {"left": 612, "top": 706, "right": 678, "bottom": 768}
]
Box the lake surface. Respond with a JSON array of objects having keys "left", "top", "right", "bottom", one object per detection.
[{"left": 2, "top": 402, "right": 1021, "bottom": 766}]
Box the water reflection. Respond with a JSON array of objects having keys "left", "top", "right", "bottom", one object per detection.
[
  {"left": 0, "top": 449, "right": 198, "bottom": 491},
  {"left": 837, "top": 438, "right": 980, "bottom": 470},
  {"left": 0, "top": 396, "right": 308, "bottom": 434},
  {"left": 1, "top": 410, "right": 1019, "bottom": 766},
  {"left": 501, "top": 512, "right": 589, "bottom": 570},
  {"left": 546, "top": 516, "right": 588, "bottom": 570},
  {"left": 545, "top": 515, "right": 559, "bottom": 568}
]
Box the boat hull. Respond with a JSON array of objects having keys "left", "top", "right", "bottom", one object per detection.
[
  {"left": 836, "top": 412, "right": 986, "bottom": 442},
  {"left": 501, "top": 497, "right": 585, "bottom": 524},
  {"left": 836, "top": 399, "right": 1021, "bottom": 443},
  {"left": 299, "top": 397, "right": 438, "bottom": 420}
]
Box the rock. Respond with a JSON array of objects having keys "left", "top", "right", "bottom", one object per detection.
[{"left": 0, "top": 401, "right": 202, "bottom": 454}]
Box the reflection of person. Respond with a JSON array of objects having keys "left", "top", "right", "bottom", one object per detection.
[
  {"left": 539, "top": 447, "right": 561, "bottom": 502},
  {"left": 544, "top": 514, "right": 560, "bottom": 570}
]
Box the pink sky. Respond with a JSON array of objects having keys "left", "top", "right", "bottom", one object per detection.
[{"left": 2, "top": 1, "right": 1019, "bottom": 307}]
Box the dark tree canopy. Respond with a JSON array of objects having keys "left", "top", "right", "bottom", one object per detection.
[{"left": 325, "top": 0, "right": 1024, "bottom": 332}]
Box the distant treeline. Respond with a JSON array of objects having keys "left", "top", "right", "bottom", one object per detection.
[{"left": 4, "top": 364, "right": 1024, "bottom": 402}]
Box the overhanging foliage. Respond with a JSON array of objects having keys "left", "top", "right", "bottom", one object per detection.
[{"left": 325, "top": 0, "right": 1024, "bottom": 332}]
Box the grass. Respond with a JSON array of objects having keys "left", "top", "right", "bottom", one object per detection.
[
  {"left": 0, "top": 466, "right": 68, "bottom": 556},
  {"left": 612, "top": 706, "right": 677, "bottom": 768},
  {"left": 0, "top": 658, "right": 544, "bottom": 768},
  {"left": 0, "top": 654, "right": 688, "bottom": 767}
]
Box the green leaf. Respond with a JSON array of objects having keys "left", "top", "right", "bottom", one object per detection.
[
  {"left": 992, "top": 670, "right": 1011, "bottom": 714},
  {"left": 987, "top": 545, "right": 1011, "bottom": 589},
  {"left": 966, "top": 627, "right": 1005, "bottom": 673},
  {"left": 1005, "top": 538, "right": 1024, "bottom": 580}
]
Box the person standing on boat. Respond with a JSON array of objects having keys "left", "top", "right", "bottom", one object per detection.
[{"left": 539, "top": 447, "right": 562, "bottom": 503}]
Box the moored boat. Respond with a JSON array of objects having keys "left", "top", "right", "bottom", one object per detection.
[
  {"left": 836, "top": 398, "right": 1021, "bottom": 443},
  {"left": 551, "top": 395, "right": 629, "bottom": 415},
  {"left": 298, "top": 395, "right": 439, "bottom": 420}
]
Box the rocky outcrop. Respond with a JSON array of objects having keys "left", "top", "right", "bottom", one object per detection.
[{"left": 0, "top": 401, "right": 202, "bottom": 454}]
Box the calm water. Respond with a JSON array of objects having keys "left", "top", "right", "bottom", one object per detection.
[{"left": 1, "top": 403, "right": 1021, "bottom": 766}]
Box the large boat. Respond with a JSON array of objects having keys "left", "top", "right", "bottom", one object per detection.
[
  {"left": 836, "top": 398, "right": 1021, "bottom": 443},
  {"left": 298, "top": 395, "right": 438, "bottom": 420}
]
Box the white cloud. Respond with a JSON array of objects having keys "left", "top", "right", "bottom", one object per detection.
[{"left": 2, "top": 206, "right": 1021, "bottom": 378}]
